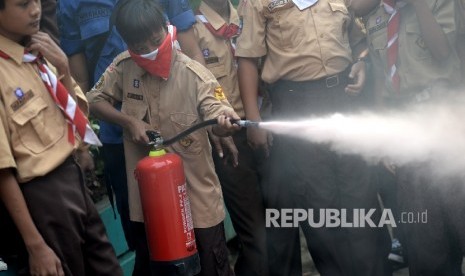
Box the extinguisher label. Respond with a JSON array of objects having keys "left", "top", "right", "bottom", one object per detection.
[{"left": 178, "top": 183, "right": 194, "bottom": 235}]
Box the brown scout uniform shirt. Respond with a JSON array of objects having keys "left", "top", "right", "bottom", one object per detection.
[
  {"left": 235, "top": 0, "right": 365, "bottom": 83},
  {"left": 193, "top": 1, "right": 245, "bottom": 118},
  {"left": 365, "top": 0, "right": 460, "bottom": 96},
  {"left": 0, "top": 34, "right": 87, "bottom": 183},
  {"left": 87, "top": 49, "right": 234, "bottom": 228}
]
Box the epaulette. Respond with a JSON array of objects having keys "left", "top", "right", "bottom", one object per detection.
[
  {"left": 113, "top": 51, "right": 131, "bottom": 66},
  {"left": 185, "top": 59, "right": 215, "bottom": 83}
]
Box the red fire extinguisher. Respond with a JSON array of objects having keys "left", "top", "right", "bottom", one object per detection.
[{"left": 135, "top": 131, "right": 200, "bottom": 275}]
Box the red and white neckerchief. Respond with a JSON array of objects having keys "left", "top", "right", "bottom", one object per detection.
[
  {"left": 0, "top": 50, "right": 101, "bottom": 146},
  {"left": 128, "top": 25, "right": 178, "bottom": 80},
  {"left": 383, "top": 0, "right": 405, "bottom": 93},
  {"left": 196, "top": 13, "right": 240, "bottom": 56}
]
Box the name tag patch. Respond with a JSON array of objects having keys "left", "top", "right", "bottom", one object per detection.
[
  {"left": 205, "top": 56, "right": 219, "bottom": 65},
  {"left": 368, "top": 21, "right": 387, "bottom": 35},
  {"left": 11, "top": 90, "right": 34, "bottom": 111},
  {"left": 127, "top": 93, "right": 143, "bottom": 101},
  {"left": 268, "top": 0, "right": 290, "bottom": 11}
]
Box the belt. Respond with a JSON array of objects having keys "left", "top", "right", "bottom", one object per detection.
[
  {"left": 309, "top": 66, "right": 351, "bottom": 89},
  {"left": 268, "top": 66, "right": 351, "bottom": 92}
]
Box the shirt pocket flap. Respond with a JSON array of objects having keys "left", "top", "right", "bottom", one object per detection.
[
  {"left": 371, "top": 33, "right": 387, "bottom": 50},
  {"left": 169, "top": 113, "right": 199, "bottom": 127},
  {"left": 328, "top": 1, "right": 349, "bottom": 14},
  {"left": 206, "top": 62, "right": 228, "bottom": 79},
  {"left": 405, "top": 23, "right": 421, "bottom": 34},
  {"left": 169, "top": 113, "right": 203, "bottom": 155},
  {"left": 11, "top": 96, "right": 48, "bottom": 126}
]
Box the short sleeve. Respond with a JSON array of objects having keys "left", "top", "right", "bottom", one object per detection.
[
  {"left": 58, "top": 1, "right": 115, "bottom": 55},
  {"left": 235, "top": 0, "right": 267, "bottom": 58},
  {"left": 0, "top": 104, "right": 16, "bottom": 170},
  {"left": 87, "top": 55, "right": 126, "bottom": 105},
  {"left": 57, "top": 0, "right": 85, "bottom": 55},
  {"left": 159, "top": 0, "right": 196, "bottom": 31}
]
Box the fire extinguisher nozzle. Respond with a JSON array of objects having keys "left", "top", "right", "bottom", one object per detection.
[{"left": 235, "top": 120, "right": 260, "bottom": 128}]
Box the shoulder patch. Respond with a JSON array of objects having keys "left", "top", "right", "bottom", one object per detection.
[
  {"left": 186, "top": 59, "right": 215, "bottom": 83},
  {"left": 214, "top": 87, "right": 227, "bottom": 100},
  {"left": 113, "top": 51, "right": 131, "bottom": 66},
  {"left": 93, "top": 75, "right": 105, "bottom": 91}
]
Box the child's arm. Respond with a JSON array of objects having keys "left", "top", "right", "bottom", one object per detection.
[
  {"left": 408, "top": 0, "right": 452, "bottom": 61},
  {"left": 0, "top": 169, "right": 64, "bottom": 276},
  {"left": 178, "top": 28, "right": 206, "bottom": 66},
  {"left": 237, "top": 57, "right": 271, "bottom": 157},
  {"left": 68, "top": 53, "right": 90, "bottom": 93},
  {"left": 89, "top": 100, "right": 152, "bottom": 145},
  {"left": 211, "top": 114, "right": 241, "bottom": 137},
  {"left": 27, "top": 31, "right": 76, "bottom": 100}
]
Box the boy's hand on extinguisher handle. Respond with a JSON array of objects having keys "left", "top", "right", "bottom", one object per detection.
[
  {"left": 125, "top": 117, "right": 152, "bottom": 145},
  {"left": 213, "top": 112, "right": 241, "bottom": 136}
]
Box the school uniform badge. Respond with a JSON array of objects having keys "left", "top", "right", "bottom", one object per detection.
[
  {"left": 94, "top": 76, "right": 104, "bottom": 90},
  {"left": 179, "top": 136, "right": 194, "bottom": 149},
  {"left": 133, "top": 79, "right": 140, "bottom": 88},
  {"left": 14, "top": 88, "right": 24, "bottom": 99}
]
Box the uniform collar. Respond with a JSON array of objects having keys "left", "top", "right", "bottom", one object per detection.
[
  {"left": 198, "top": 1, "right": 240, "bottom": 30},
  {"left": 0, "top": 34, "right": 27, "bottom": 65}
]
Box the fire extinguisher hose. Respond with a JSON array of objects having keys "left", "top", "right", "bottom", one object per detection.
[
  {"left": 147, "top": 119, "right": 258, "bottom": 147},
  {"left": 162, "top": 119, "right": 219, "bottom": 146}
]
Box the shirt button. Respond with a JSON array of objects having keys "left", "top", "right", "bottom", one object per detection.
[{"left": 320, "top": 34, "right": 324, "bottom": 38}]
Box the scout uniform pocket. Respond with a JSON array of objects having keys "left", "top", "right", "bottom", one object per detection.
[{"left": 11, "top": 96, "right": 64, "bottom": 154}]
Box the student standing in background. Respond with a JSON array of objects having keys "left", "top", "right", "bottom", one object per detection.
[
  {"left": 193, "top": 0, "right": 269, "bottom": 275},
  {"left": 236, "top": 0, "right": 391, "bottom": 275},
  {"left": 354, "top": 0, "right": 465, "bottom": 274},
  {"left": 0, "top": 0, "right": 122, "bottom": 274}
]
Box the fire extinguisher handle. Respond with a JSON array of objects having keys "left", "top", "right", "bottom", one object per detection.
[{"left": 146, "top": 130, "right": 164, "bottom": 146}]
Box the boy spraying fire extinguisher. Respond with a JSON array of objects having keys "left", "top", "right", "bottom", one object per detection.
[{"left": 87, "top": 0, "right": 240, "bottom": 275}]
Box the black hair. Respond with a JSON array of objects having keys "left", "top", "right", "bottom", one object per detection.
[
  {"left": 0, "top": 0, "right": 4, "bottom": 10},
  {"left": 112, "top": 0, "right": 167, "bottom": 47}
]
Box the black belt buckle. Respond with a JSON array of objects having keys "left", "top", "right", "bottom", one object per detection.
[{"left": 325, "top": 74, "right": 339, "bottom": 88}]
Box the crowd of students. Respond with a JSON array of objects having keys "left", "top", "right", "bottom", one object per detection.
[{"left": 0, "top": 0, "right": 464, "bottom": 275}]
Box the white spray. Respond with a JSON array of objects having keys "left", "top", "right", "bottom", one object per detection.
[{"left": 258, "top": 93, "right": 465, "bottom": 178}]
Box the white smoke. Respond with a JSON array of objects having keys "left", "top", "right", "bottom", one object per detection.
[{"left": 259, "top": 92, "right": 465, "bottom": 178}]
